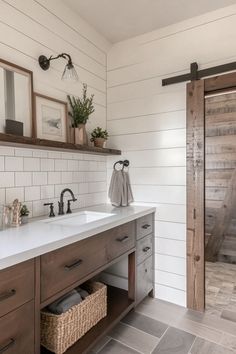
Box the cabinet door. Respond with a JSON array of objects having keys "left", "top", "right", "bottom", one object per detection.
[
  {"left": 136, "top": 214, "right": 153, "bottom": 240},
  {"left": 136, "top": 256, "right": 153, "bottom": 304},
  {"left": 137, "top": 234, "right": 153, "bottom": 265},
  {"left": 0, "top": 260, "right": 34, "bottom": 317},
  {"left": 0, "top": 301, "right": 34, "bottom": 354}
]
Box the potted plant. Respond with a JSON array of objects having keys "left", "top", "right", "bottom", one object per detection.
[
  {"left": 20, "top": 204, "right": 30, "bottom": 224},
  {"left": 67, "top": 84, "right": 95, "bottom": 145},
  {"left": 90, "top": 127, "right": 108, "bottom": 148}
]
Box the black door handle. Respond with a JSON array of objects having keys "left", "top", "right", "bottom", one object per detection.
[
  {"left": 142, "top": 224, "right": 151, "bottom": 229},
  {"left": 64, "top": 259, "right": 83, "bottom": 271},
  {"left": 0, "top": 289, "right": 16, "bottom": 302},
  {"left": 116, "top": 235, "right": 129, "bottom": 243},
  {"left": 0, "top": 339, "right": 15, "bottom": 353},
  {"left": 143, "top": 246, "right": 151, "bottom": 253}
]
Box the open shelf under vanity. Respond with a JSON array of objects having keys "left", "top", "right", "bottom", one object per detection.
[{"left": 41, "top": 286, "right": 135, "bottom": 354}]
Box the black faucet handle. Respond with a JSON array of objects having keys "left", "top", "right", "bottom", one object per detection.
[
  {"left": 44, "top": 203, "right": 55, "bottom": 217},
  {"left": 66, "top": 199, "right": 77, "bottom": 214}
]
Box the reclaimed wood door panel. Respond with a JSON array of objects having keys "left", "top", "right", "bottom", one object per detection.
[
  {"left": 205, "top": 91, "right": 236, "bottom": 263},
  {"left": 187, "top": 73, "right": 236, "bottom": 312}
]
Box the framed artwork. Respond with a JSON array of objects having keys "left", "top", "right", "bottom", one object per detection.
[
  {"left": 0, "top": 58, "right": 34, "bottom": 138},
  {"left": 34, "top": 93, "right": 68, "bottom": 142}
]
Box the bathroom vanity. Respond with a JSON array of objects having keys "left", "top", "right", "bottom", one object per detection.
[{"left": 0, "top": 205, "right": 155, "bottom": 354}]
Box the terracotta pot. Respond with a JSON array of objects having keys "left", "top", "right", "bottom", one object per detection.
[
  {"left": 69, "top": 127, "right": 75, "bottom": 144},
  {"left": 75, "top": 124, "right": 88, "bottom": 145},
  {"left": 94, "top": 138, "right": 106, "bottom": 148}
]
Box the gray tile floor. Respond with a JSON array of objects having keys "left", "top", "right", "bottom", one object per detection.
[
  {"left": 205, "top": 261, "right": 236, "bottom": 321},
  {"left": 90, "top": 297, "right": 236, "bottom": 354}
]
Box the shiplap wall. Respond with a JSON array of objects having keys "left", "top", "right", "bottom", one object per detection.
[
  {"left": 0, "top": 0, "right": 110, "bottom": 216},
  {"left": 107, "top": 4, "right": 236, "bottom": 306}
]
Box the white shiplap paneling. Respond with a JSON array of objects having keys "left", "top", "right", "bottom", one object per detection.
[{"left": 107, "top": 5, "right": 236, "bottom": 306}]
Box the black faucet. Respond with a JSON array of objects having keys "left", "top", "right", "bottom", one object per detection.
[{"left": 58, "top": 188, "right": 77, "bottom": 215}]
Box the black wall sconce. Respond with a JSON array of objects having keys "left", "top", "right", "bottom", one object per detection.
[{"left": 38, "top": 53, "right": 79, "bottom": 81}]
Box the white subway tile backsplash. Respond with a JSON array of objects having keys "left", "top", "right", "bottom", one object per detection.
[
  {"left": 78, "top": 183, "right": 89, "bottom": 194},
  {"left": 48, "top": 151, "right": 62, "bottom": 159},
  {"left": 0, "top": 147, "right": 14, "bottom": 156},
  {"left": 0, "top": 157, "right": 4, "bottom": 171},
  {"left": 25, "top": 186, "right": 41, "bottom": 201},
  {"left": 0, "top": 189, "right": 5, "bottom": 204},
  {"left": 33, "top": 172, "right": 47, "bottom": 186},
  {"left": 15, "top": 172, "right": 32, "bottom": 187},
  {"left": 41, "top": 159, "right": 55, "bottom": 171},
  {"left": 89, "top": 181, "right": 106, "bottom": 193},
  {"left": 24, "top": 158, "right": 40, "bottom": 171},
  {"left": 33, "top": 200, "right": 48, "bottom": 217},
  {"left": 41, "top": 185, "right": 55, "bottom": 199},
  {"left": 33, "top": 150, "right": 48, "bottom": 158},
  {"left": 78, "top": 161, "right": 88, "bottom": 171},
  {"left": 15, "top": 148, "right": 32, "bottom": 157},
  {"left": 55, "top": 159, "right": 68, "bottom": 171},
  {"left": 0, "top": 172, "right": 15, "bottom": 188},
  {"left": 0, "top": 146, "right": 106, "bottom": 218},
  {"left": 5, "top": 157, "right": 23, "bottom": 171},
  {"left": 48, "top": 172, "right": 61, "bottom": 185},
  {"left": 6, "top": 187, "right": 24, "bottom": 203},
  {"left": 68, "top": 160, "right": 79, "bottom": 171},
  {"left": 61, "top": 172, "right": 73, "bottom": 184}
]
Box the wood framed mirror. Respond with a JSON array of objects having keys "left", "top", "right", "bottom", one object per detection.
[{"left": 0, "top": 58, "right": 34, "bottom": 137}]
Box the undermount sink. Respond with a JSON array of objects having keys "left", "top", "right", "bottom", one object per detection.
[{"left": 41, "top": 211, "right": 114, "bottom": 227}]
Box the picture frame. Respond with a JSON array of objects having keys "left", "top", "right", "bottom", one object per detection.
[
  {"left": 0, "top": 58, "right": 34, "bottom": 138},
  {"left": 33, "top": 93, "right": 68, "bottom": 142}
]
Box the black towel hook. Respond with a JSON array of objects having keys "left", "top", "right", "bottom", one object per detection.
[{"left": 113, "top": 159, "right": 129, "bottom": 171}]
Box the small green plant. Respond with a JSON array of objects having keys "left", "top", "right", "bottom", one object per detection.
[
  {"left": 90, "top": 127, "right": 109, "bottom": 142},
  {"left": 67, "top": 84, "right": 95, "bottom": 127},
  {"left": 20, "top": 204, "right": 30, "bottom": 217}
]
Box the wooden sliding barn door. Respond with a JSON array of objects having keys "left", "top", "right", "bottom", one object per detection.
[
  {"left": 186, "top": 80, "right": 205, "bottom": 311},
  {"left": 187, "top": 72, "right": 236, "bottom": 311}
]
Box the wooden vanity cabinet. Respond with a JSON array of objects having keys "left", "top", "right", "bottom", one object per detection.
[
  {"left": 41, "top": 221, "right": 135, "bottom": 303},
  {"left": 0, "top": 260, "right": 35, "bottom": 354},
  {"left": 0, "top": 212, "right": 154, "bottom": 354},
  {"left": 136, "top": 214, "right": 154, "bottom": 303}
]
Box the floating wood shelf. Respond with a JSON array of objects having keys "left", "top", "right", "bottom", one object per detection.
[
  {"left": 0, "top": 133, "right": 121, "bottom": 156},
  {"left": 41, "top": 286, "right": 134, "bottom": 354}
]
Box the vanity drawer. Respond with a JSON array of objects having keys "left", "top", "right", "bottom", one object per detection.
[
  {"left": 41, "top": 234, "right": 108, "bottom": 302},
  {"left": 0, "top": 301, "right": 34, "bottom": 354},
  {"left": 136, "top": 256, "right": 153, "bottom": 304},
  {"left": 106, "top": 221, "right": 135, "bottom": 261},
  {"left": 136, "top": 214, "right": 153, "bottom": 240},
  {"left": 137, "top": 234, "right": 153, "bottom": 265},
  {"left": 0, "top": 260, "right": 34, "bottom": 318}
]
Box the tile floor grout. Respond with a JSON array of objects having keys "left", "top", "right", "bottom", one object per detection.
[{"left": 94, "top": 296, "right": 236, "bottom": 353}]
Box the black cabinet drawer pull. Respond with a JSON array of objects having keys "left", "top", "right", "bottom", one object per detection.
[
  {"left": 116, "top": 235, "right": 129, "bottom": 243},
  {"left": 0, "top": 289, "right": 16, "bottom": 302},
  {"left": 143, "top": 246, "right": 151, "bottom": 253},
  {"left": 64, "top": 259, "right": 83, "bottom": 271},
  {"left": 0, "top": 338, "right": 15, "bottom": 353},
  {"left": 142, "top": 224, "right": 151, "bottom": 230}
]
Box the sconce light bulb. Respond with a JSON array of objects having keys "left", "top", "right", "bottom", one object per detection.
[{"left": 61, "top": 63, "right": 79, "bottom": 82}]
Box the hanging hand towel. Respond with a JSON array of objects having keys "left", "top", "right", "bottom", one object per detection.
[
  {"left": 108, "top": 169, "right": 124, "bottom": 206},
  {"left": 108, "top": 168, "right": 134, "bottom": 207},
  {"left": 122, "top": 170, "right": 134, "bottom": 206}
]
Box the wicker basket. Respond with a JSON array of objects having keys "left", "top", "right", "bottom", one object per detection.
[{"left": 41, "top": 282, "right": 107, "bottom": 354}]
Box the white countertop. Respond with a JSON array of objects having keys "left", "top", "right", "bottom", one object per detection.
[{"left": 0, "top": 204, "right": 155, "bottom": 270}]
